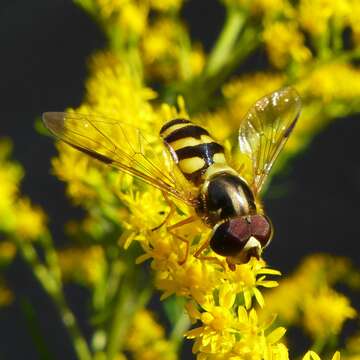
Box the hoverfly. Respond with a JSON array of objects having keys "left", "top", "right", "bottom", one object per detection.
[{"left": 43, "top": 86, "right": 301, "bottom": 270}]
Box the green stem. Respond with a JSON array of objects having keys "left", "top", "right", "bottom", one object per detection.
[
  {"left": 40, "top": 230, "right": 62, "bottom": 284},
  {"left": 170, "top": 312, "right": 191, "bottom": 351},
  {"left": 53, "top": 294, "right": 93, "bottom": 360},
  {"left": 106, "top": 279, "right": 151, "bottom": 359},
  {"left": 312, "top": 336, "right": 327, "bottom": 355},
  {"left": 184, "top": 26, "right": 259, "bottom": 113},
  {"left": 205, "top": 8, "right": 246, "bottom": 77},
  {"left": 16, "top": 238, "right": 92, "bottom": 360}
]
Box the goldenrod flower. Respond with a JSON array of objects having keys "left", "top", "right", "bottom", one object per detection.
[
  {"left": 0, "top": 241, "right": 16, "bottom": 265},
  {"left": 58, "top": 246, "right": 106, "bottom": 286},
  {"left": 263, "top": 21, "right": 311, "bottom": 69},
  {"left": 150, "top": 0, "right": 182, "bottom": 12},
  {"left": 125, "top": 309, "right": 177, "bottom": 360},
  {"left": 186, "top": 293, "right": 287, "bottom": 358},
  {"left": 225, "top": 259, "right": 280, "bottom": 308},
  {"left": 299, "top": 0, "right": 350, "bottom": 36},
  {"left": 0, "top": 140, "right": 23, "bottom": 232},
  {"left": 303, "top": 350, "right": 341, "bottom": 360},
  {"left": 263, "top": 254, "right": 358, "bottom": 328},
  {"left": 347, "top": 0, "right": 360, "bottom": 44},
  {"left": 299, "top": 63, "right": 360, "bottom": 103},
  {"left": 302, "top": 287, "right": 356, "bottom": 340},
  {"left": 0, "top": 280, "right": 13, "bottom": 306},
  {"left": 15, "top": 198, "right": 47, "bottom": 240},
  {"left": 223, "top": 72, "right": 285, "bottom": 126},
  {"left": 223, "top": 0, "right": 292, "bottom": 16},
  {"left": 95, "top": 0, "right": 148, "bottom": 36}
]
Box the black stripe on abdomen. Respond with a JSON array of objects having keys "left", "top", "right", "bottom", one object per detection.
[
  {"left": 160, "top": 118, "right": 191, "bottom": 134},
  {"left": 164, "top": 125, "right": 209, "bottom": 143},
  {"left": 175, "top": 142, "right": 224, "bottom": 162}
]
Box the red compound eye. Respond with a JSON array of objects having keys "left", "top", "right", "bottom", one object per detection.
[
  {"left": 210, "top": 218, "right": 251, "bottom": 257},
  {"left": 249, "top": 215, "right": 273, "bottom": 248}
]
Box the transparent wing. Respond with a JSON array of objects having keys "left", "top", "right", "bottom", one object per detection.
[
  {"left": 238, "top": 86, "right": 301, "bottom": 194},
  {"left": 42, "top": 112, "right": 196, "bottom": 206}
]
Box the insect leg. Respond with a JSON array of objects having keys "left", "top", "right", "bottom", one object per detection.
[
  {"left": 152, "top": 192, "right": 177, "bottom": 231},
  {"left": 167, "top": 216, "right": 197, "bottom": 265},
  {"left": 194, "top": 239, "right": 226, "bottom": 270}
]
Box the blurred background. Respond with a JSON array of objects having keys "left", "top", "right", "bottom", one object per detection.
[{"left": 0, "top": 0, "right": 359, "bottom": 359}]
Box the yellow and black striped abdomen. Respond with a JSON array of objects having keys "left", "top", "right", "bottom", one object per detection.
[{"left": 160, "top": 118, "right": 226, "bottom": 185}]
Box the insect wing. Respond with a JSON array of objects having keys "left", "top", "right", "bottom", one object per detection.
[
  {"left": 238, "top": 86, "right": 301, "bottom": 194},
  {"left": 42, "top": 112, "right": 195, "bottom": 205}
]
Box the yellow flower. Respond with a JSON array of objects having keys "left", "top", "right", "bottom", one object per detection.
[
  {"left": 125, "top": 309, "right": 177, "bottom": 360},
  {"left": 0, "top": 280, "right": 13, "bottom": 306},
  {"left": 345, "top": 333, "right": 360, "bottom": 359},
  {"left": 223, "top": 72, "right": 285, "bottom": 127},
  {"left": 52, "top": 143, "right": 100, "bottom": 203},
  {"left": 0, "top": 140, "right": 23, "bottom": 232},
  {"left": 0, "top": 241, "right": 16, "bottom": 265},
  {"left": 263, "top": 21, "right": 311, "bottom": 68},
  {"left": 58, "top": 246, "right": 107, "bottom": 286},
  {"left": 262, "top": 254, "right": 358, "bottom": 347},
  {"left": 142, "top": 19, "right": 179, "bottom": 63},
  {"left": 141, "top": 18, "right": 203, "bottom": 81},
  {"left": 302, "top": 287, "right": 356, "bottom": 339},
  {"left": 223, "top": 0, "right": 293, "bottom": 16},
  {"left": 150, "top": 0, "right": 182, "bottom": 12},
  {"left": 299, "top": 0, "right": 350, "bottom": 36},
  {"left": 14, "top": 198, "right": 46, "bottom": 240},
  {"left": 303, "top": 350, "right": 341, "bottom": 360},
  {"left": 225, "top": 258, "right": 280, "bottom": 308},
  {"left": 347, "top": 0, "right": 360, "bottom": 44},
  {"left": 0, "top": 141, "right": 47, "bottom": 240},
  {"left": 186, "top": 295, "right": 287, "bottom": 359},
  {"left": 95, "top": 0, "right": 148, "bottom": 36},
  {"left": 298, "top": 63, "right": 360, "bottom": 103},
  {"left": 189, "top": 46, "right": 206, "bottom": 77}
]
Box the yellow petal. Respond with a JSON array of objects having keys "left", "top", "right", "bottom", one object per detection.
[
  {"left": 303, "top": 351, "right": 321, "bottom": 360},
  {"left": 254, "top": 287, "right": 265, "bottom": 307},
  {"left": 267, "top": 327, "right": 286, "bottom": 344}
]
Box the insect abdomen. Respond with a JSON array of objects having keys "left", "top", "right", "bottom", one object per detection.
[{"left": 160, "top": 118, "right": 226, "bottom": 185}]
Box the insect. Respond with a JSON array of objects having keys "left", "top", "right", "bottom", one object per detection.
[{"left": 43, "top": 86, "right": 301, "bottom": 270}]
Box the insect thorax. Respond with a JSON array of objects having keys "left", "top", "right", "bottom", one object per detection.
[
  {"left": 197, "top": 171, "right": 257, "bottom": 227},
  {"left": 160, "top": 118, "right": 226, "bottom": 185}
]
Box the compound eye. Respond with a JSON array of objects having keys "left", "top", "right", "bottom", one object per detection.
[
  {"left": 249, "top": 215, "right": 273, "bottom": 248},
  {"left": 210, "top": 218, "right": 251, "bottom": 257}
]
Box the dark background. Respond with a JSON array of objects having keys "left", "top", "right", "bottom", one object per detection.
[{"left": 0, "top": 0, "right": 359, "bottom": 359}]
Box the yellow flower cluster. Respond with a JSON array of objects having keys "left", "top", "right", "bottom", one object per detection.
[
  {"left": 0, "top": 279, "right": 13, "bottom": 306},
  {"left": 0, "top": 139, "right": 48, "bottom": 307},
  {"left": 298, "top": 0, "right": 350, "bottom": 36},
  {"left": 185, "top": 283, "right": 287, "bottom": 359},
  {"left": 223, "top": 0, "right": 291, "bottom": 16},
  {"left": 94, "top": 0, "right": 149, "bottom": 36},
  {"left": 0, "top": 140, "right": 46, "bottom": 240},
  {"left": 263, "top": 21, "right": 311, "bottom": 69},
  {"left": 262, "top": 255, "right": 357, "bottom": 340},
  {"left": 222, "top": 72, "right": 285, "bottom": 128},
  {"left": 150, "top": 0, "right": 182, "bottom": 12},
  {"left": 303, "top": 287, "right": 356, "bottom": 339},
  {"left": 299, "top": 63, "right": 360, "bottom": 104},
  {"left": 303, "top": 351, "right": 341, "bottom": 360},
  {"left": 141, "top": 18, "right": 205, "bottom": 81},
  {"left": 125, "top": 309, "right": 177, "bottom": 360},
  {"left": 58, "top": 246, "right": 106, "bottom": 286}
]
